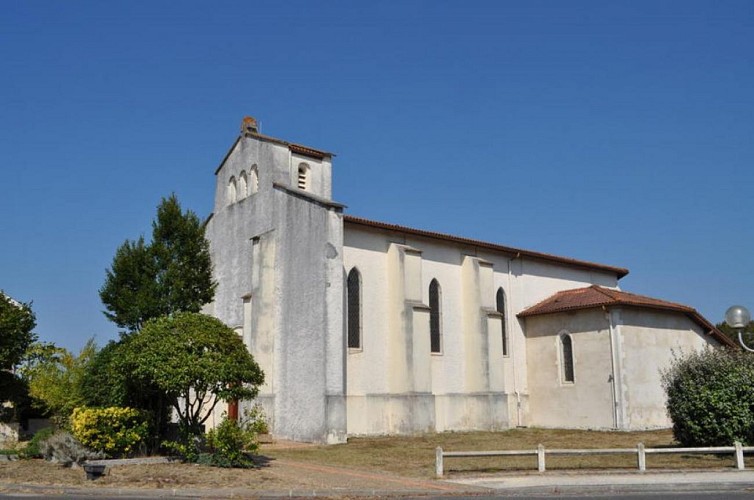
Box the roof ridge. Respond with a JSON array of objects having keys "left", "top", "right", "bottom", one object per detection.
[
  {"left": 611, "top": 287, "right": 694, "bottom": 311},
  {"left": 344, "top": 215, "right": 630, "bottom": 279},
  {"left": 592, "top": 285, "right": 620, "bottom": 301}
]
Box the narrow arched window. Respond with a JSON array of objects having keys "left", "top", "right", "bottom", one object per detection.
[
  {"left": 238, "top": 171, "right": 248, "bottom": 199},
  {"left": 297, "top": 163, "right": 309, "bottom": 191},
  {"left": 496, "top": 288, "right": 508, "bottom": 356},
  {"left": 249, "top": 165, "right": 259, "bottom": 194},
  {"left": 429, "top": 279, "right": 442, "bottom": 353},
  {"left": 347, "top": 268, "right": 361, "bottom": 349},
  {"left": 228, "top": 176, "right": 237, "bottom": 203},
  {"left": 561, "top": 333, "right": 575, "bottom": 383}
]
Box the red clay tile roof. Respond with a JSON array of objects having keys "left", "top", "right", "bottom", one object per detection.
[
  {"left": 344, "top": 215, "right": 630, "bottom": 279},
  {"left": 288, "top": 143, "right": 329, "bottom": 160},
  {"left": 517, "top": 285, "right": 736, "bottom": 348}
]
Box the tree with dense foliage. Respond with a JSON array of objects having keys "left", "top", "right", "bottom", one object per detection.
[
  {"left": 662, "top": 348, "right": 754, "bottom": 446},
  {"left": 79, "top": 339, "right": 170, "bottom": 450},
  {"left": 19, "top": 340, "right": 96, "bottom": 425},
  {"left": 79, "top": 340, "right": 130, "bottom": 407},
  {"left": 0, "top": 292, "right": 37, "bottom": 370},
  {"left": 716, "top": 320, "right": 754, "bottom": 347},
  {"left": 126, "top": 312, "right": 264, "bottom": 434},
  {"left": 99, "top": 195, "right": 216, "bottom": 332},
  {"left": 0, "top": 293, "right": 37, "bottom": 422}
]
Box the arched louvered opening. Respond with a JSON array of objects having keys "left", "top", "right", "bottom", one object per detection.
[
  {"left": 347, "top": 267, "right": 362, "bottom": 349},
  {"left": 297, "top": 163, "right": 309, "bottom": 191},
  {"left": 429, "top": 279, "right": 442, "bottom": 354}
]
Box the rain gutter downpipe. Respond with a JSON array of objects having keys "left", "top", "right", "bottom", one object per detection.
[
  {"left": 509, "top": 254, "right": 522, "bottom": 427},
  {"left": 605, "top": 306, "right": 621, "bottom": 430}
]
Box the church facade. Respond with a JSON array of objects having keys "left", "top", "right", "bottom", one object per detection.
[{"left": 203, "top": 117, "right": 734, "bottom": 444}]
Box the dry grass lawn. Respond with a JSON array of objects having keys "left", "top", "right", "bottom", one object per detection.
[
  {"left": 1, "top": 428, "right": 751, "bottom": 490},
  {"left": 269, "top": 428, "right": 752, "bottom": 477}
]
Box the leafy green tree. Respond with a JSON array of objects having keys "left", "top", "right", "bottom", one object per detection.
[
  {"left": 79, "top": 339, "right": 171, "bottom": 451},
  {"left": 99, "top": 195, "right": 216, "bottom": 332},
  {"left": 662, "top": 348, "right": 754, "bottom": 446},
  {"left": 99, "top": 237, "right": 159, "bottom": 332},
  {"left": 20, "top": 340, "right": 96, "bottom": 425},
  {"left": 0, "top": 292, "right": 36, "bottom": 370},
  {"left": 0, "top": 370, "right": 31, "bottom": 423},
  {"left": 126, "top": 312, "right": 264, "bottom": 435},
  {"left": 0, "top": 293, "right": 37, "bottom": 422},
  {"left": 78, "top": 340, "right": 130, "bottom": 407}
]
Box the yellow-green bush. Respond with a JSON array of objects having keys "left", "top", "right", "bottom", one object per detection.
[{"left": 70, "top": 407, "right": 149, "bottom": 457}]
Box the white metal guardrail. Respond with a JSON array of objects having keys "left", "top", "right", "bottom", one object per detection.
[{"left": 435, "top": 442, "right": 754, "bottom": 477}]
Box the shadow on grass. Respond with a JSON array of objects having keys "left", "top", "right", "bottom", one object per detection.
[{"left": 252, "top": 454, "right": 275, "bottom": 468}]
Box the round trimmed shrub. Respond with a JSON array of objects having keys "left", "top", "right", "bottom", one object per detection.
[{"left": 662, "top": 348, "right": 754, "bottom": 446}]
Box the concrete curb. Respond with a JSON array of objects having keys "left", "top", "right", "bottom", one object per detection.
[{"left": 0, "top": 482, "right": 462, "bottom": 498}]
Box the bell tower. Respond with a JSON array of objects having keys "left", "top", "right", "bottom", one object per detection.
[{"left": 205, "top": 117, "right": 346, "bottom": 443}]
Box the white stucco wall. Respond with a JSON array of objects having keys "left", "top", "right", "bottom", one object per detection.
[
  {"left": 524, "top": 309, "right": 615, "bottom": 429},
  {"left": 343, "top": 223, "right": 622, "bottom": 435},
  {"left": 618, "top": 308, "right": 719, "bottom": 429},
  {"left": 523, "top": 307, "right": 722, "bottom": 431}
]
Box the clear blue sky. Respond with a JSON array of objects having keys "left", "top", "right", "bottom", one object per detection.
[{"left": 2, "top": 1, "right": 753, "bottom": 353}]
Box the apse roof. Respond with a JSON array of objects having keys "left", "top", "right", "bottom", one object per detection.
[{"left": 517, "top": 285, "right": 736, "bottom": 348}]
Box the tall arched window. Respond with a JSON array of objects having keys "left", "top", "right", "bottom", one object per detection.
[
  {"left": 297, "top": 163, "right": 309, "bottom": 191},
  {"left": 249, "top": 165, "right": 259, "bottom": 194},
  {"left": 496, "top": 288, "right": 508, "bottom": 356},
  {"left": 347, "top": 268, "right": 361, "bottom": 349},
  {"left": 429, "top": 279, "right": 442, "bottom": 354},
  {"left": 238, "top": 171, "right": 248, "bottom": 199},
  {"left": 560, "top": 333, "right": 575, "bottom": 383},
  {"left": 227, "top": 176, "right": 237, "bottom": 203}
]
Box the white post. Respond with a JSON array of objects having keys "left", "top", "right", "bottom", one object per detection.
[
  {"left": 537, "top": 444, "right": 546, "bottom": 472},
  {"left": 735, "top": 441, "right": 744, "bottom": 470},
  {"left": 436, "top": 447, "right": 444, "bottom": 477},
  {"left": 637, "top": 442, "right": 646, "bottom": 472}
]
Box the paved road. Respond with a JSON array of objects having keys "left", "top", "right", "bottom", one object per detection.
[
  {"left": 448, "top": 469, "right": 754, "bottom": 496},
  {"left": 3, "top": 493, "right": 754, "bottom": 499},
  {"left": 439, "top": 495, "right": 754, "bottom": 499}
]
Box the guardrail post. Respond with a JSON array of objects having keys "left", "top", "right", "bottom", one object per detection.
[
  {"left": 537, "top": 444, "right": 546, "bottom": 472},
  {"left": 637, "top": 442, "right": 646, "bottom": 471},
  {"left": 436, "top": 446, "right": 444, "bottom": 477},
  {"left": 735, "top": 441, "right": 744, "bottom": 470}
]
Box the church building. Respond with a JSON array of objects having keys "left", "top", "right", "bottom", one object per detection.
[{"left": 203, "top": 117, "right": 734, "bottom": 444}]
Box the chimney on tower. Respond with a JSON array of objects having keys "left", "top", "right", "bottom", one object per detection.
[{"left": 241, "top": 116, "right": 259, "bottom": 135}]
